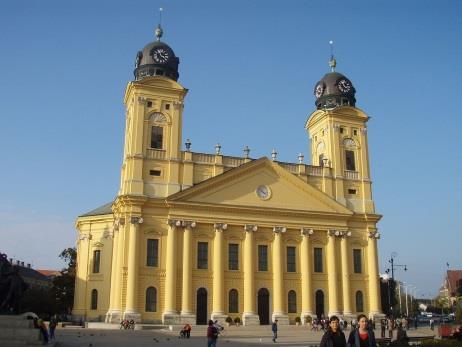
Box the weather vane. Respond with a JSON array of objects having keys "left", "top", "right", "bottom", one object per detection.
[
  {"left": 329, "top": 40, "right": 337, "bottom": 72},
  {"left": 155, "top": 7, "right": 164, "bottom": 41}
]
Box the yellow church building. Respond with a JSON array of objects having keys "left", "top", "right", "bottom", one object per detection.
[{"left": 72, "top": 24, "right": 383, "bottom": 325}]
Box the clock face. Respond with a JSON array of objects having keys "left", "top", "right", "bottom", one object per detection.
[
  {"left": 337, "top": 79, "right": 352, "bottom": 93},
  {"left": 315, "top": 84, "right": 324, "bottom": 98},
  {"left": 152, "top": 48, "right": 169, "bottom": 63},
  {"left": 256, "top": 185, "right": 271, "bottom": 200}
]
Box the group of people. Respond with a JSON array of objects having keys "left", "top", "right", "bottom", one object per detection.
[
  {"left": 33, "top": 316, "right": 57, "bottom": 344},
  {"left": 320, "top": 314, "right": 377, "bottom": 347}
]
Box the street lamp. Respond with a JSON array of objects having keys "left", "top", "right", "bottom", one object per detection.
[
  {"left": 386, "top": 252, "right": 408, "bottom": 317},
  {"left": 383, "top": 273, "right": 393, "bottom": 316}
]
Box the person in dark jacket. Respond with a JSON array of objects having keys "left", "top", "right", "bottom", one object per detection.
[
  {"left": 347, "top": 314, "right": 377, "bottom": 347},
  {"left": 271, "top": 319, "right": 278, "bottom": 342},
  {"left": 320, "top": 315, "right": 346, "bottom": 347},
  {"left": 207, "top": 320, "right": 218, "bottom": 347}
]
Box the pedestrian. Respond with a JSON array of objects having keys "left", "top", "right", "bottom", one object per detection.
[
  {"left": 271, "top": 319, "right": 278, "bottom": 343},
  {"left": 49, "top": 315, "right": 57, "bottom": 340},
  {"left": 207, "top": 319, "right": 219, "bottom": 347},
  {"left": 429, "top": 318, "right": 434, "bottom": 331},
  {"left": 320, "top": 315, "right": 346, "bottom": 347},
  {"left": 387, "top": 317, "right": 393, "bottom": 339},
  {"left": 37, "top": 318, "right": 49, "bottom": 345},
  {"left": 380, "top": 319, "right": 386, "bottom": 338},
  {"left": 396, "top": 323, "right": 409, "bottom": 343},
  {"left": 414, "top": 316, "right": 418, "bottom": 330},
  {"left": 347, "top": 314, "right": 377, "bottom": 347}
]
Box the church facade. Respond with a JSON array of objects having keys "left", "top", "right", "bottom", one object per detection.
[{"left": 72, "top": 25, "right": 383, "bottom": 325}]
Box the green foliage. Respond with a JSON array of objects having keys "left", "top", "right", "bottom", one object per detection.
[
  {"left": 455, "top": 299, "right": 462, "bottom": 324},
  {"left": 234, "top": 317, "right": 241, "bottom": 324},
  {"left": 295, "top": 316, "right": 301, "bottom": 323},
  {"left": 225, "top": 316, "right": 233, "bottom": 323},
  {"left": 53, "top": 247, "right": 77, "bottom": 314}
]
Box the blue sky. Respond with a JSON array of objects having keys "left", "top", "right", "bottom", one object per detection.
[{"left": 1, "top": 0, "right": 461, "bottom": 298}]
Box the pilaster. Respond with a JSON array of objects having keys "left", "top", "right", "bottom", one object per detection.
[
  {"left": 271, "top": 226, "right": 289, "bottom": 325},
  {"left": 300, "top": 228, "right": 316, "bottom": 324},
  {"left": 242, "top": 224, "right": 260, "bottom": 326},
  {"left": 211, "top": 223, "right": 228, "bottom": 324}
]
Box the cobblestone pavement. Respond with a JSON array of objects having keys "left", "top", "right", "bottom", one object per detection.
[{"left": 54, "top": 325, "right": 437, "bottom": 347}]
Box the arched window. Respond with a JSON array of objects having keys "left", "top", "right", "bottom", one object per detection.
[
  {"left": 145, "top": 287, "right": 157, "bottom": 312},
  {"left": 91, "top": 289, "right": 98, "bottom": 310},
  {"left": 229, "top": 289, "right": 239, "bottom": 313},
  {"left": 288, "top": 290, "right": 297, "bottom": 313},
  {"left": 356, "top": 291, "right": 364, "bottom": 312}
]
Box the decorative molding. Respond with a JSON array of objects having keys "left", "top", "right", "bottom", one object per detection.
[
  {"left": 138, "top": 96, "right": 147, "bottom": 105},
  {"left": 130, "top": 216, "right": 144, "bottom": 224},
  {"left": 343, "top": 138, "right": 356, "bottom": 148},
  {"left": 92, "top": 241, "right": 104, "bottom": 247},
  {"left": 149, "top": 112, "right": 168, "bottom": 123},
  {"left": 79, "top": 234, "right": 92, "bottom": 241},
  {"left": 167, "top": 219, "right": 182, "bottom": 227},
  {"left": 182, "top": 220, "right": 197, "bottom": 229},
  {"left": 368, "top": 230, "right": 380, "bottom": 239}
]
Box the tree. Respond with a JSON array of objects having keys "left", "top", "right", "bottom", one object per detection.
[
  {"left": 381, "top": 277, "right": 398, "bottom": 316},
  {"left": 51, "top": 247, "right": 76, "bottom": 315}
]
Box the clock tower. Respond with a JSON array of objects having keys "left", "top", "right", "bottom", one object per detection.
[
  {"left": 119, "top": 24, "right": 188, "bottom": 199},
  {"left": 305, "top": 58, "right": 375, "bottom": 214}
]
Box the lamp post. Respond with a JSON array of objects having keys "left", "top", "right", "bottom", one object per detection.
[{"left": 386, "top": 253, "right": 408, "bottom": 317}]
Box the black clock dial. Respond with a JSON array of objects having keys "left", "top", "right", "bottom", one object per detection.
[
  {"left": 338, "top": 79, "right": 352, "bottom": 93},
  {"left": 315, "top": 84, "right": 324, "bottom": 98},
  {"left": 152, "top": 48, "right": 169, "bottom": 64}
]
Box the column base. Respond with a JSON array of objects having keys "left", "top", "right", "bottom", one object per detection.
[
  {"left": 123, "top": 310, "right": 141, "bottom": 323},
  {"left": 163, "top": 311, "right": 181, "bottom": 325},
  {"left": 341, "top": 311, "right": 355, "bottom": 322},
  {"left": 211, "top": 312, "right": 228, "bottom": 325},
  {"left": 105, "top": 309, "right": 122, "bottom": 323},
  {"left": 271, "top": 312, "right": 289, "bottom": 325},
  {"left": 180, "top": 312, "right": 196, "bottom": 325},
  {"left": 301, "top": 312, "right": 317, "bottom": 325},
  {"left": 242, "top": 312, "right": 260, "bottom": 326}
]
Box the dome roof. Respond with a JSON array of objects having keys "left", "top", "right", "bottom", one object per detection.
[
  {"left": 314, "top": 71, "right": 356, "bottom": 109},
  {"left": 133, "top": 28, "right": 180, "bottom": 81}
]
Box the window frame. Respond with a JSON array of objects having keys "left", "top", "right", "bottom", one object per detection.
[
  {"left": 286, "top": 246, "right": 296, "bottom": 273},
  {"left": 90, "top": 289, "right": 98, "bottom": 310},
  {"left": 228, "top": 289, "right": 239, "bottom": 313},
  {"left": 258, "top": 245, "right": 268, "bottom": 271},
  {"left": 145, "top": 286, "right": 157, "bottom": 312},
  {"left": 345, "top": 150, "right": 356, "bottom": 171},
  {"left": 150, "top": 125, "right": 164, "bottom": 149},
  {"left": 197, "top": 241, "right": 208, "bottom": 269},
  {"left": 288, "top": 290, "right": 297, "bottom": 313},
  {"left": 92, "top": 250, "right": 101, "bottom": 274},
  {"left": 353, "top": 249, "right": 362, "bottom": 274},
  {"left": 146, "top": 239, "right": 159, "bottom": 267},
  {"left": 314, "top": 247, "right": 323, "bottom": 273},
  {"left": 228, "top": 243, "right": 239, "bottom": 270}
]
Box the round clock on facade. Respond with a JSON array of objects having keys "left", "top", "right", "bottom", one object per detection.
[
  {"left": 152, "top": 47, "right": 169, "bottom": 63},
  {"left": 315, "top": 84, "right": 324, "bottom": 98},
  {"left": 337, "top": 79, "right": 352, "bottom": 93},
  {"left": 256, "top": 185, "right": 271, "bottom": 200}
]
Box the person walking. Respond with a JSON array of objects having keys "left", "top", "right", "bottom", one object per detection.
[
  {"left": 207, "top": 319, "right": 219, "bottom": 347},
  {"left": 320, "top": 315, "right": 346, "bottom": 347},
  {"left": 49, "top": 315, "right": 57, "bottom": 340},
  {"left": 271, "top": 319, "right": 278, "bottom": 343},
  {"left": 347, "top": 314, "right": 377, "bottom": 347}
]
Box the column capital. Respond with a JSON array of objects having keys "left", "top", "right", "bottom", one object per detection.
[
  {"left": 327, "top": 229, "right": 342, "bottom": 238},
  {"left": 368, "top": 230, "right": 380, "bottom": 239},
  {"left": 339, "top": 230, "right": 352, "bottom": 238},
  {"left": 130, "top": 216, "right": 143, "bottom": 225},
  {"left": 113, "top": 218, "right": 125, "bottom": 231},
  {"left": 300, "top": 228, "right": 314, "bottom": 237},
  {"left": 167, "top": 219, "right": 182, "bottom": 227},
  {"left": 214, "top": 223, "right": 228, "bottom": 231},
  {"left": 244, "top": 224, "right": 258, "bottom": 232},
  {"left": 182, "top": 220, "right": 197, "bottom": 229},
  {"left": 273, "top": 226, "right": 287, "bottom": 234}
]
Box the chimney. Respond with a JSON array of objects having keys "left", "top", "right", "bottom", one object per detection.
[
  {"left": 27, "top": 263, "right": 31, "bottom": 268},
  {"left": 9, "top": 258, "right": 13, "bottom": 263},
  {"left": 16, "top": 260, "right": 20, "bottom": 265}
]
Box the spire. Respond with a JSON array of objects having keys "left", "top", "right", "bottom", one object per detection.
[
  {"left": 328, "top": 40, "right": 336, "bottom": 72},
  {"left": 155, "top": 7, "right": 164, "bottom": 41}
]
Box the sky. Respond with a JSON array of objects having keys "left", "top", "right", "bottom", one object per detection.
[{"left": 0, "top": 0, "right": 461, "bottom": 299}]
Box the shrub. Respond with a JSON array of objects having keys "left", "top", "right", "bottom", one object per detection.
[
  {"left": 225, "top": 316, "right": 233, "bottom": 323},
  {"left": 234, "top": 317, "right": 241, "bottom": 324},
  {"left": 295, "top": 317, "right": 301, "bottom": 323}
]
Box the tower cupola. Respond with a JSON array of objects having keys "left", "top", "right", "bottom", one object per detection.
[
  {"left": 313, "top": 41, "right": 356, "bottom": 109},
  {"left": 134, "top": 20, "right": 180, "bottom": 81}
]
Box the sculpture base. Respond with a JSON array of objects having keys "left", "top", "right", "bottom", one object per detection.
[
  {"left": 180, "top": 313, "right": 196, "bottom": 324},
  {"left": 105, "top": 309, "right": 122, "bottom": 323},
  {"left": 242, "top": 312, "right": 260, "bottom": 326},
  {"left": 271, "top": 312, "right": 289, "bottom": 325},
  {"left": 162, "top": 311, "right": 181, "bottom": 325},
  {"left": 211, "top": 312, "right": 228, "bottom": 325},
  {"left": 122, "top": 310, "right": 141, "bottom": 323}
]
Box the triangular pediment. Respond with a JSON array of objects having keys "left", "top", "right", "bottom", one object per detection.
[{"left": 169, "top": 158, "right": 352, "bottom": 215}]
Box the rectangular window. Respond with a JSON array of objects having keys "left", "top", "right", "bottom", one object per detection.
[
  {"left": 258, "top": 245, "right": 268, "bottom": 271},
  {"left": 149, "top": 169, "right": 161, "bottom": 176},
  {"left": 93, "top": 250, "right": 101, "bottom": 273},
  {"left": 345, "top": 150, "right": 356, "bottom": 171},
  {"left": 353, "top": 249, "right": 362, "bottom": 273},
  {"left": 197, "top": 242, "right": 208, "bottom": 269},
  {"left": 348, "top": 189, "right": 357, "bottom": 195},
  {"left": 228, "top": 243, "right": 239, "bottom": 270},
  {"left": 147, "top": 101, "right": 152, "bottom": 108},
  {"left": 314, "top": 248, "right": 323, "bottom": 273},
  {"left": 151, "top": 126, "right": 163, "bottom": 149},
  {"left": 146, "top": 239, "right": 159, "bottom": 267},
  {"left": 287, "top": 246, "right": 296, "bottom": 272}
]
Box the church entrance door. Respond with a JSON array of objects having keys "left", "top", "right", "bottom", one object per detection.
[
  {"left": 258, "top": 288, "right": 270, "bottom": 325},
  {"left": 196, "top": 287, "right": 207, "bottom": 325},
  {"left": 315, "top": 290, "right": 325, "bottom": 319}
]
